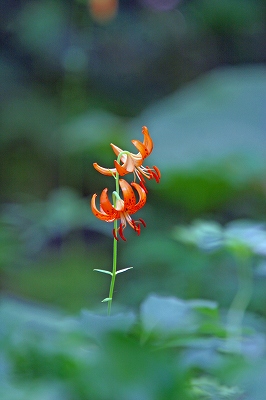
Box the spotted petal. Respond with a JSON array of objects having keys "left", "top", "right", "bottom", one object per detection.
[
  {"left": 113, "top": 160, "right": 128, "bottom": 176},
  {"left": 131, "top": 182, "right": 147, "bottom": 212},
  {"left": 119, "top": 179, "right": 137, "bottom": 211},
  {"left": 131, "top": 139, "right": 149, "bottom": 159},
  {"left": 119, "top": 179, "right": 146, "bottom": 214},
  {"left": 99, "top": 188, "right": 116, "bottom": 216},
  {"left": 91, "top": 190, "right": 119, "bottom": 222},
  {"left": 142, "top": 126, "right": 153, "bottom": 154},
  {"left": 91, "top": 193, "right": 113, "bottom": 221}
]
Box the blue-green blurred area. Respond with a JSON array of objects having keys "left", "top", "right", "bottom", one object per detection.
[
  {"left": 0, "top": 0, "right": 265, "bottom": 309},
  {"left": 0, "top": 0, "right": 266, "bottom": 301},
  {"left": 1, "top": 0, "right": 266, "bottom": 396}
]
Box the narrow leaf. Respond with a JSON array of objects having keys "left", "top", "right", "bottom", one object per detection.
[
  {"left": 101, "top": 297, "right": 112, "bottom": 303},
  {"left": 116, "top": 267, "right": 133, "bottom": 275},
  {"left": 93, "top": 269, "right": 113, "bottom": 276}
]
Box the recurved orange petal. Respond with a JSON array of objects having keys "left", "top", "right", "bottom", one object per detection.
[
  {"left": 131, "top": 139, "right": 149, "bottom": 159},
  {"left": 114, "top": 160, "right": 129, "bottom": 176},
  {"left": 91, "top": 193, "right": 115, "bottom": 221},
  {"left": 119, "top": 179, "right": 136, "bottom": 211},
  {"left": 131, "top": 182, "right": 146, "bottom": 212},
  {"left": 93, "top": 162, "right": 116, "bottom": 176},
  {"left": 99, "top": 188, "right": 116, "bottom": 216},
  {"left": 142, "top": 126, "right": 153, "bottom": 155},
  {"left": 110, "top": 143, "right": 127, "bottom": 163}
]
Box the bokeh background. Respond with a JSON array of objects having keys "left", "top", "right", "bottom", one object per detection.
[{"left": 1, "top": 0, "right": 266, "bottom": 314}]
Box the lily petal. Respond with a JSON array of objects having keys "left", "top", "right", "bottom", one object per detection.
[
  {"left": 114, "top": 160, "right": 129, "bottom": 176},
  {"left": 119, "top": 179, "right": 137, "bottom": 211},
  {"left": 100, "top": 188, "right": 116, "bottom": 216},
  {"left": 93, "top": 163, "right": 116, "bottom": 176},
  {"left": 131, "top": 139, "right": 149, "bottom": 159},
  {"left": 110, "top": 143, "right": 127, "bottom": 163},
  {"left": 91, "top": 193, "right": 116, "bottom": 221},
  {"left": 131, "top": 182, "right": 147, "bottom": 212},
  {"left": 142, "top": 126, "right": 153, "bottom": 154}
]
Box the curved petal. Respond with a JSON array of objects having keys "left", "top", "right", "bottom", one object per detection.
[
  {"left": 123, "top": 154, "right": 138, "bottom": 172},
  {"left": 142, "top": 126, "right": 153, "bottom": 155},
  {"left": 110, "top": 143, "right": 127, "bottom": 163},
  {"left": 119, "top": 179, "right": 136, "bottom": 211},
  {"left": 114, "top": 160, "right": 129, "bottom": 176},
  {"left": 131, "top": 182, "right": 146, "bottom": 212},
  {"left": 93, "top": 163, "right": 116, "bottom": 176},
  {"left": 131, "top": 139, "right": 149, "bottom": 159},
  {"left": 91, "top": 193, "right": 116, "bottom": 221},
  {"left": 100, "top": 188, "right": 117, "bottom": 216}
]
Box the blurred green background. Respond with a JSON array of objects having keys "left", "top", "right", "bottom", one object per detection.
[
  {"left": 1, "top": 0, "right": 266, "bottom": 314},
  {"left": 2, "top": 1, "right": 266, "bottom": 399}
]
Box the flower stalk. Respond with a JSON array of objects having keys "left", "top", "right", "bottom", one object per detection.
[
  {"left": 91, "top": 126, "right": 160, "bottom": 314},
  {"left": 107, "top": 219, "right": 118, "bottom": 314}
]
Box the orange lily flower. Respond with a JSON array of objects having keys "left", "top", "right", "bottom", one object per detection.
[
  {"left": 91, "top": 179, "right": 146, "bottom": 241},
  {"left": 93, "top": 126, "right": 161, "bottom": 192}
]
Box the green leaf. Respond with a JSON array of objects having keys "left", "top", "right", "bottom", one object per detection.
[
  {"left": 101, "top": 297, "right": 112, "bottom": 303},
  {"left": 116, "top": 267, "right": 133, "bottom": 275},
  {"left": 80, "top": 310, "right": 136, "bottom": 339},
  {"left": 188, "top": 299, "right": 219, "bottom": 316},
  {"left": 93, "top": 269, "right": 113, "bottom": 276},
  {"left": 140, "top": 294, "right": 195, "bottom": 338}
]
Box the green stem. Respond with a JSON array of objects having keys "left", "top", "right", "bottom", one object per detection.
[
  {"left": 226, "top": 254, "right": 253, "bottom": 352},
  {"left": 107, "top": 220, "right": 118, "bottom": 315},
  {"left": 106, "top": 150, "right": 131, "bottom": 314},
  {"left": 107, "top": 165, "right": 121, "bottom": 315},
  {"left": 117, "top": 150, "right": 129, "bottom": 164}
]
